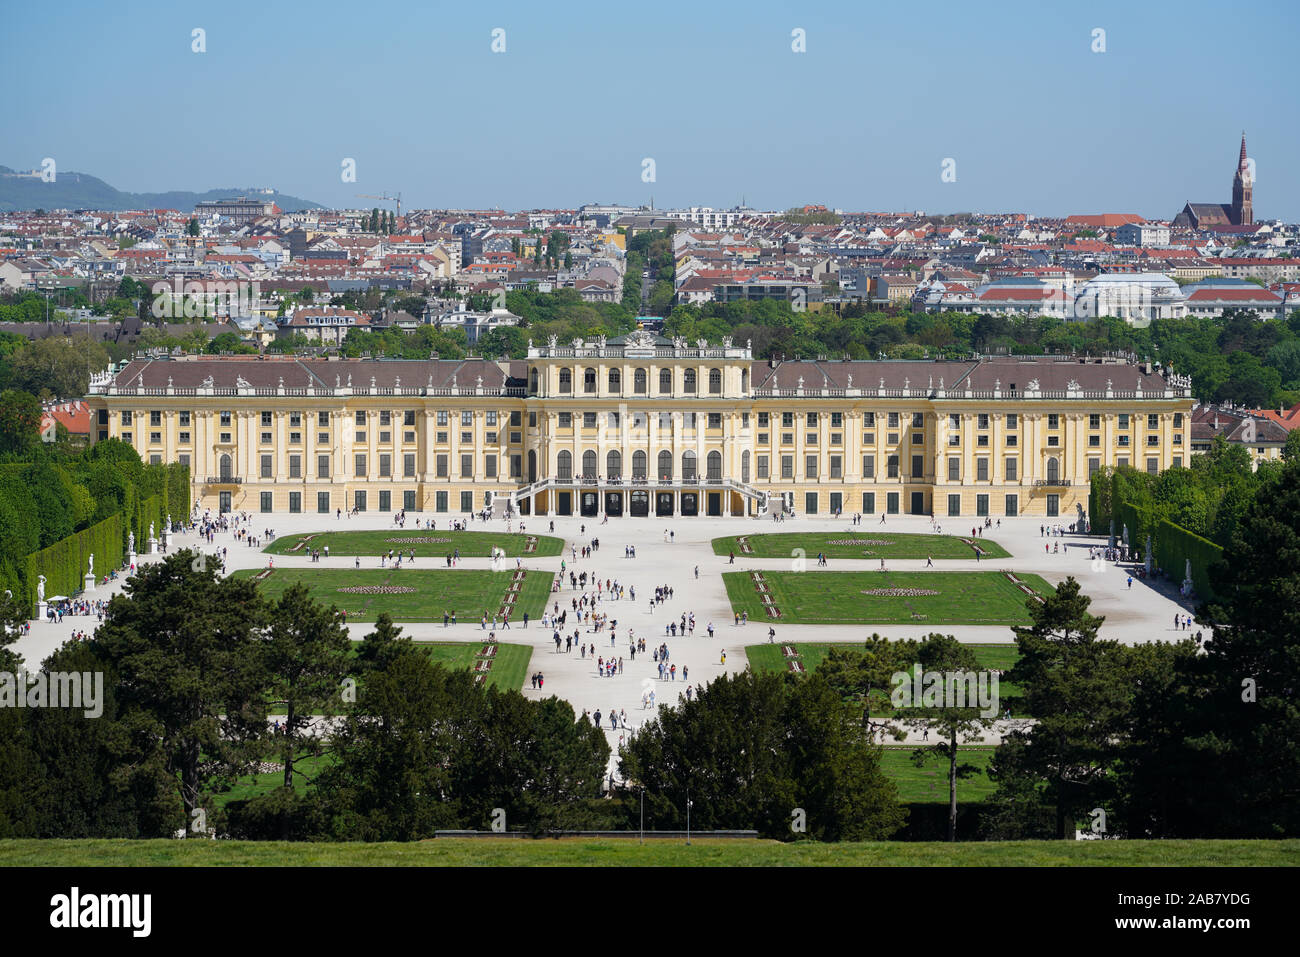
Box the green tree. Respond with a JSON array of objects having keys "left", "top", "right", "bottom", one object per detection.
[{"left": 0, "top": 388, "right": 41, "bottom": 454}]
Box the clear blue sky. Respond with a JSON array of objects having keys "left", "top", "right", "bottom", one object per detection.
[{"left": 4, "top": 0, "right": 1297, "bottom": 219}]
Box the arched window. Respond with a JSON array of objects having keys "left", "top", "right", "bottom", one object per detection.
[
  {"left": 659, "top": 369, "right": 672, "bottom": 393},
  {"left": 741, "top": 369, "right": 748, "bottom": 393},
  {"left": 658, "top": 450, "right": 673, "bottom": 480},
  {"left": 582, "top": 450, "right": 597, "bottom": 479},
  {"left": 607, "top": 450, "right": 621, "bottom": 478},
  {"left": 608, "top": 369, "right": 621, "bottom": 393},
  {"left": 709, "top": 368, "right": 722, "bottom": 394},
  {"left": 682, "top": 450, "right": 697, "bottom": 481},
  {"left": 634, "top": 369, "right": 647, "bottom": 394},
  {"left": 559, "top": 368, "right": 572, "bottom": 394},
  {"left": 707, "top": 450, "right": 722, "bottom": 481},
  {"left": 583, "top": 368, "right": 597, "bottom": 394},
  {"left": 528, "top": 449, "right": 537, "bottom": 482},
  {"left": 1047, "top": 457, "right": 1059, "bottom": 484},
  {"left": 219, "top": 453, "right": 233, "bottom": 480},
  {"left": 684, "top": 369, "right": 697, "bottom": 393},
  {"left": 741, "top": 450, "right": 751, "bottom": 483},
  {"left": 528, "top": 369, "right": 539, "bottom": 394},
  {"left": 633, "top": 449, "right": 647, "bottom": 479},
  {"left": 557, "top": 450, "right": 572, "bottom": 480}
]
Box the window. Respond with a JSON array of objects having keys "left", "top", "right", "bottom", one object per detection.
[
  {"left": 584, "top": 368, "right": 597, "bottom": 394},
  {"left": 318, "top": 411, "right": 330, "bottom": 427},
  {"left": 1005, "top": 494, "right": 1018, "bottom": 516},
  {"left": 317, "top": 455, "right": 330, "bottom": 478},
  {"left": 888, "top": 433, "right": 899, "bottom": 445},
  {"left": 436, "top": 431, "right": 447, "bottom": 443},
  {"left": 977, "top": 458, "right": 989, "bottom": 481},
  {"left": 1089, "top": 434, "right": 1101, "bottom": 447},
  {"left": 948, "top": 458, "right": 960, "bottom": 481},
  {"left": 758, "top": 412, "right": 770, "bottom": 427},
  {"left": 912, "top": 433, "right": 923, "bottom": 444},
  {"left": 181, "top": 432, "right": 192, "bottom": 444},
  {"left": 583, "top": 412, "right": 597, "bottom": 429},
  {"left": 1147, "top": 457, "right": 1159, "bottom": 475},
  {"left": 707, "top": 413, "right": 721, "bottom": 429},
  {"left": 98, "top": 409, "right": 108, "bottom": 425},
  {"left": 178, "top": 453, "right": 189, "bottom": 468},
  {"left": 461, "top": 454, "right": 473, "bottom": 477},
  {"left": 379, "top": 491, "right": 391, "bottom": 512},
  {"left": 355, "top": 490, "right": 367, "bottom": 512},
  {"left": 261, "top": 492, "right": 273, "bottom": 513},
  {"left": 436, "top": 491, "right": 448, "bottom": 512},
  {"left": 805, "top": 455, "right": 818, "bottom": 478},
  {"left": 757, "top": 455, "right": 769, "bottom": 479},
  {"left": 805, "top": 492, "right": 818, "bottom": 515},
  {"left": 1118, "top": 435, "right": 1130, "bottom": 447},
  {"left": 660, "top": 369, "right": 672, "bottom": 393},
  {"left": 888, "top": 412, "right": 899, "bottom": 429},
  {"left": 608, "top": 369, "right": 621, "bottom": 393},
  {"left": 1148, "top": 414, "right": 1160, "bottom": 429},
  {"left": 781, "top": 455, "right": 794, "bottom": 479},
  {"left": 806, "top": 432, "right": 818, "bottom": 445},
  {"left": 120, "top": 432, "right": 132, "bottom": 443},
  {"left": 404, "top": 410, "right": 416, "bottom": 427},
  {"left": 379, "top": 454, "right": 391, "bottom": 477},
  {"left": 436, "top": 410, "right": 447, "bottom": 426},
  {"left": 1005, "top": 457, "right": 1018, "bottom": 481},
  {"left": 289, "top": 412, "right": 301, "bottom": 428},
  {"left": 863, "top": 412, "right": 875, "bottom": 427},
  {"left": 912, "top": 413, "right": 924, "bottom": 428},
  {"left": 707, "top": 451, "right": 722, "bottom": 481},
  {"left": 782, "top": 412, "right": 794, "bottom": 428},
  {"left": 529, "top": 412, "right": 536, "bottom": 427},
  {"left": 607, "top": 450, "right": 622, "bottom": 478},
  {"left": 1089, "top": 414, "right": 1101, "bottom": 429},
  {"left": 709, "top": 368, "right": 722, "bottom": 394},
  {"left": 862, "top": 454, "right": 875, "bottom": 478},
  {"left": 436, "top": 455, "right": 448, "bottom": 478},
  {"left": 862, "top": 492, "right": 875, "bottom": 513},
  {"left": 831, "top": 433, "right": 842, "bottom": 446},
  {"left": 1173, "top": 455, "right": 1182, "bottom": 468},
  {"left": 1006, "top": 434, "right": 1017, "bottom": 447},
  {"left": 682, "top": 450, "right": 697, "bottom": 481},
  {"left": 807, "top": 412, "right": 819, "bottom": 427},
  {"left": 949, "top": 414, "right": 961, "bottom": 430},
  {"left": 782, "top": 432, "right": 793, "bottom": 445},
  {"left": 887, "top": 455, "right": 899, "bottom": 478},
  {"left": 486, "top": 411, "right": 497, "bottom": 427},
  {"left": 318, "top": 492, "right": 330, "bottom": 514},
  {"left": 1088, "top": 457, "right": 1100, "bottom": 477},
  {"left": 658, "top": 450, "right": 673, "bottom": 479},
  {"left": 948, "top": 433, "right": 961, "bottom": 447},
  {"left": 404, "top": 430, "right": 415, "bottom": 443},
  {"left": 485, "top": 455, "right": 497, "bottom": 479},
  {"left": 978, "top": 414, "right": 989, "bottom": 430},
  {"left": 1147, "top": 434, "right": 1159, "bottom": 447},
  {"left": 758, "top": 433, "right": 769, "bottom": 445},
  {"left": 1173, "top": 433, "right": 1182, "bottom": 445},
  {"left": 741, "top": 450, "right": 751, "bottom": 483},
  {"left": 261, "top": 455, "right": 272, "bottom": 478},
  {"left": 1118, "top": 414, "right": 1130, "bottom": 429},
  {"left": 634, "top": 369, "right": 647, "bottom": 393},
  {"left": 683, "top": 369, "right": 697, "bottom": 393},
  {"left": 1046, "top": 458, "right": 1060, "bottom": 484},
  {"left": 1048, "top": 414, "right": 1059, "bottom": 429},
  {"left": 948, "top": 494, "right": 961, "bottom": 516},
  {"left": 633, "top": 450, "right": 647, "bottom": 479},
  {"left": 1048, "top": 435, "right": 1060, "bottom": 447},
  {"left": 179, "top": 411, "right": 191, "bottom": 426},
  {"left": 461, "top": 411, "right": 472, "bottom": 426},
  {"left": 404, "top": 453, "right": 416, "bottom": 477},
  {"left": 1173, "top": 413, "right": 1183, "bottom": 428},
  {"left": 289, "top": 455, "right": 301, "bottom": 478},
  {"left": 318, "top": 432, "right": 329, "bottom": 445},
  {"left": 976, "top": 494, "right": 989, "bottom": 517},
  {"left": 558, "top": 451, "right": 572, "bottom": 481},
  {"left": 559, "top": 412, "right": 572, "bottom": 428},
  {"left": 356, "top": 411, "right": 367, "bottom": 425},
  {"left": 149, "top": 432, "right": 161, "bottom": 444},
  {"left": 1118, "top": 456, "right": 1129, "bottom": 468},
  {"left": 486, "top": 432, "right": 497, "bottom": 444},
  {"left": 355, "top": 454, "right": 367, "bottom": 477},
  {"left": 864, "top": 432, "right": 875, "bottom": 444},
  {"left": 150, "top": 410, "right": 161, "bottom": 426},
  {"left": 1006, "top": 413, "right": 1018, "bottom": 429},
  {"left": 976, "top": 434, "right": 989, "bottom": 447},
  {"left": 289, "top": 492, "right": 301, "bottom": 513},
  {"left": 830, "top": 455, "right": 842, "bottom": 478},
  {"left": 219, "top": 411, "right": 229, "bottom": 427},
  {"left": 261, "top": 431, "right": 272, "bottom": 444},
  {"left": 289, "top": 432, "right": 300, "bottom": 445}
]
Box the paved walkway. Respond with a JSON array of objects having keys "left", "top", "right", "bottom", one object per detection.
[{"left": 13, "top": 510, "right": 1205, "bottom": 776}]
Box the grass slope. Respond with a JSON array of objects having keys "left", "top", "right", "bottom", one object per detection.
[
  {"left": 265, "top": 530, "right": 564, "bottom": 558},
  {"left": 1, "top": 839, "right": 1294, "bottom": 867},
  {"left": 724, "top": 571, "right": 1052, "bottom": 625},
  {"left": 713, "top": 532, "right": 1010, "bottom": 560}
]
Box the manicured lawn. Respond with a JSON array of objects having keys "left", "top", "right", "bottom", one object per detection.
[
  {"left": 724, "top": 571, "right": 1052, "bottom": 625},
  {"left": 2, "top": 838, "right": 1294, "bottom": 866},
  {"left": 412, "top": 640, "right": 533, "bottom": 691},
  {"left": 880, "top": 746, "right": 997, "bottom": 803},
  {"left": 232, "top": 568, "right": 554, "bottom": 623},
  {"left": 712, "top": 532, "right": 1010, "bottom": 560},
  {"left": 265, "top": 529, "right": 564, "bottom": 558}
]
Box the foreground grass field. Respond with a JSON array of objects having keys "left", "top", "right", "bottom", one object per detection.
[
  {"left": 746, "top": 642, "right": 1020, "bottom": 682},
  {"left": 265, "top": 529, "right": 564, "bottom": 558},
  {"left": 881, "top": 747, "right": 997, "bottom": 802},
  {"left": 2, "top": 838, "right": 1294, "bottom": 867},
  {"left": 713, "top": 532, "right": 1010, "bottom": 560},
  {"left": 233, "top": 568, "right": 554, "bottom": 623},
  {"left": 724, "top": 571, "right": 1052, "bottom": 625}
]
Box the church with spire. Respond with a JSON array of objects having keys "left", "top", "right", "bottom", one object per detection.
[{"left": 1173, "top": 133, "right": 1255, "bottom": 229}]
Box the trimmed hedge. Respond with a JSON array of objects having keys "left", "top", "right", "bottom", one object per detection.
[
  {"left": 22, "top": 514, "right": 122, "bottom": 610},
  {"left": 1154, "top": 518, "right": 1222, "bottom": 600}
]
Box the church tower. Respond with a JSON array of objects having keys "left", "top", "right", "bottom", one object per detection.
[{"left": 1232, "top": 132, "right": 1253, "bottom": 225}]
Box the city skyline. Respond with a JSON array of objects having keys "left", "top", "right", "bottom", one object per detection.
[{"left": 3, "top": 0, "right": 1297, "bottom": 220}]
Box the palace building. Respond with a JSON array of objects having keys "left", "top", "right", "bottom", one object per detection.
[{"left": 85, "top": 332, "right": 1193, "bottom": 522}]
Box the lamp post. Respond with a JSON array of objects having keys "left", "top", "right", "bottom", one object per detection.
[
  {"left": 640, "top": 787, "right": 645, "bottom": 845},
  {"left": 686, "top": 788, "right": 692, "bottom": 846}
]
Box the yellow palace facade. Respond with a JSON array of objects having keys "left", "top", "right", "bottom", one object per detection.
[{"left": 85, "top": 332, "right": 1193, "bottom": 523}]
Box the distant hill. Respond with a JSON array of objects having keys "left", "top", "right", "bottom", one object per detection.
[{"left": 0, "top": 165, "right": 323, "bottom": 213}]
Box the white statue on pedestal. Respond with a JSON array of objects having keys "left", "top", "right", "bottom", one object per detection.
[
  {"left": 149, "top": 522, "right": 155, "bottom": 541},
  {"left": 87, "top": 554, "right": 94, "bottom": 578},
  {"left": 37, "top": 575, "right": 45, "bottom": 603},
  {"left": 128, "top": 531, "right": 135, "bottom": 553}
]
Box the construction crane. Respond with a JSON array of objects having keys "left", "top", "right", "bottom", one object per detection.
[{"left": 355, "top": 192, "right": 402, "bottom": 217}]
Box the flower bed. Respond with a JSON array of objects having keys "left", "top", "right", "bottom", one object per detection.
[
  {"left": 337, "top": 584, "right": 416, "bottom": 595},
  {"left": 859, "top": 587, "right": 940, "bottom": 597},
  {"left": 385, "top": 537, "right": 453, "bottom": 545},
  {"left": 825, "top": 539, "right": 895, "bottom": 546}
]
